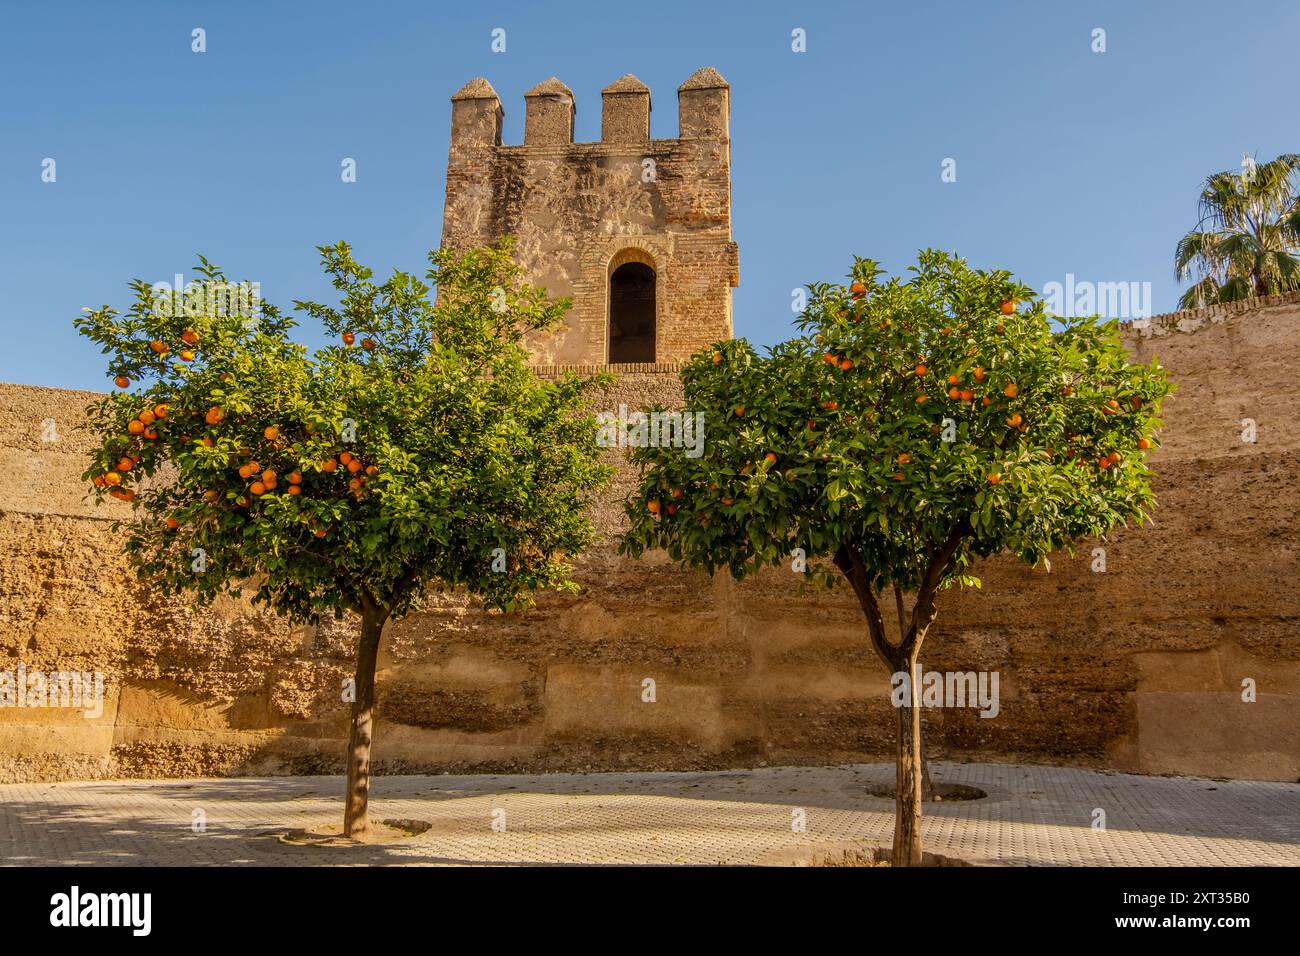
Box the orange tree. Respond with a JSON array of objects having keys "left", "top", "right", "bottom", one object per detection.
[
  {"left": 75, "top": 241, "right": 611, "bottom": 837},
  {"left": 620, "top": 249, "right": 1172, "bottom": 866}
]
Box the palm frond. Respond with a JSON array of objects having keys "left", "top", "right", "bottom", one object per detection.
[
  {"left": 1174, "top": 230, "right": 1220, "bottom": 279},
  {"left": 1177, "top": 153, "right": 1300, "bottom": 307},
  {"left": 1176, "top": 275, "right": 1221, "bottom": 311}
]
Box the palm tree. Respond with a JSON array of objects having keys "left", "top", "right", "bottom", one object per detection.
[{"left": 1175, "top": 153, "right": 1300, "bottom": 309}]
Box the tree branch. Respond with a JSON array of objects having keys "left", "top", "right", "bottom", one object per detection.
[
  {"left": 901, "top": 521, "right": 969, "bottom": 654},
  {"left": 893, "top": 583, "right": 907, "bottom": 643},
  {"left": 386, "top": 565, "right": 422, "bottom": 613},
  {"left": 833, "top": 544, "right": 898, "bottom": 670}
]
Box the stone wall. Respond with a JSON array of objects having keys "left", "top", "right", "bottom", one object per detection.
[
  {"left": 2, "top": 294, "right": 1298, "bottom": 783},
  {"left": 440, "top": 70, "right": 739, "bottom": 366}
]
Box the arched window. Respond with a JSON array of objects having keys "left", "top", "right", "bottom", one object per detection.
[{"left": 608, "top": 261, "right": 656, "bottom": 363}]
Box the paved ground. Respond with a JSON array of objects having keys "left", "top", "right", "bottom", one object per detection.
[{"left": 2, "top": 762, "right": 1298, "bottom": 866}]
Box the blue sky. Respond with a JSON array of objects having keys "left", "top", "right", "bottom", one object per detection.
[{"left": 1, "top": 0, "right": 1295, "bottom": 391}]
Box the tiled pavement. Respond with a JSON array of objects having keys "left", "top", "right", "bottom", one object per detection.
[{"left": 1, "top": 762, "right": 1298, "bottom": 866}]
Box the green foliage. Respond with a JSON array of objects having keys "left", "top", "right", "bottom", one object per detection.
[
  {"left": 621, "top": 249, "right": 1173, "bottom": 599},
  {"left": 1175, "top": 153, "right": 1300, "bottom": 308},
  {"left": 74, "top": 240, "right": 612, "bottom": 623}
]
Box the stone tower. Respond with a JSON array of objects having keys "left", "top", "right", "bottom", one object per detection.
[{"left": 440, "top": 68, "right": 739, "bottom": 366}]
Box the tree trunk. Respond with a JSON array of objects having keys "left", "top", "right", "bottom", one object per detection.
[
  {"left": 920, "top": 739, "right": 936, "bottom": 802},
  {"left": 893, "top": 657, "right": 924, "bottom": 866},
  {"left": 343, "top": 606, "right": 386, "bottom": 839}
]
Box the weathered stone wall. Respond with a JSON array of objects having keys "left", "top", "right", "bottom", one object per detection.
[
  {"left": 2, "top": 294, "right": 1298, "bottom": 783},
  {"left": 441, "top": 70, "right": 739, "bottom": 366}
]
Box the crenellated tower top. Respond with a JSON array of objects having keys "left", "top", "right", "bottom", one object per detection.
[{"left": 441, "top": 69, "right": 738, "bottom": 366}]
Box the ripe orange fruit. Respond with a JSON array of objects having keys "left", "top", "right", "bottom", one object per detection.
[
  {"left": 1108, "top": 452, "right": 1122, "bottom": 464},
  {"left": 897, "top": 452, "right": 910, "bottom": 464},
  {"left": 647, "top": 500, "right": 661, "bottom": 514},
  {"left": 948, "top": 387, "right": 960, "bottom": 399},
  {"left": 179, "top": 350, "right": 195, "bottom": 362},
  {"left": 261, "top": 469, "right": 276, "bottom": 484},
  {"left": 839, "top": 359, "right": 853, "bottom": 371},
  {"left": 314, "top": 528, "right": 327, "bottom": 538},
  {"left": 205, "top": 406, "right": 224, "bottom": 425},
  {"left": 1098, "top": 457, "right": 1110, "bottom": 469},
  {"left": 915, "top": 364, "right": 928, "bottom": 377},
  {"left": 348, "top": 477, "right": 363, "bottom": 491},
  {"left": 263, "top": 426, "right": 279, "bottom": 441},
  {"left": 116, "top": 457, "right": 133, "bottom": 472},
  {"left": 339, "top": 452, "right": 354, "bottom": 465},
  {"left": 973, "top": 367, "right": 985, "bottom": 383},
  {"left": 200, "top": 436, "right": 214, "bottom": 447},
  {"left": 288, "top": 471, "right": 302, "bottom": 485},
  {"left": 1106, "top": 399, "right": 1119, "bottom": 410},
  {"left": 139, "top": 409, "right": 156, "bottom": 425},
  {"left": 1000, "top": 299, "right": 1016, "bottom": 315},
  {"left": 362, "top": 338, "right": 376, "bottom": 351},
  {"left": 153, "top": 404, "right": 169, "bottom": 419},
  {"left": 1061, "top": 385, "right": 1074, "bottom": 396},
  {"left": 114, "top": 375, "right": 130, "bottom": 389},
  {"left": 712, "top": 351, "right": 722, "bottom": 364},
  {"left": 165, "top": 516, "right": 179, "bottom": 530},
  {"left": 1004, "top": 383, "right": 1018, "bottom": 398},
  {"left": 149, "top": 340, "right": 168, "bottom": 354},
  {"left": 105, "top": 471, "right": 122, "bottom": 486},
  {"left": 365, "top": 465, "right": 378, "bottom": 476},
  {"left": 721, "top": 497, "right": 735, "bottom": 506},
  {"left": 671, "top": 488, "right": 683, "bottom": 499},
  {"left": 120, "top": 488, "right": 135, "bottom": 502},
  {"left": 734, "top": 407, "right": 744, "bottom": 417},
  {"left": 850, "top": 280, "right": 867, "bottom": 297},
  {"left": 764, "top": 452, "right": 777, "bottom": 465},
  {"left": 1007, "top": 413, "right": 1022, "bottom": 427},
  {"left": 1138, "top": 438, "right": 1152, "bottom": 450},
  {"left": 203, "top": 490, "right": 219, "bottom": 503},
  {"left": 981, "top": 397, "right": 991, "bottom": 407},
  {"left": 343, "top": 331, "right": 355, "bottom": 346},
  {"left": 250, "top": 481, "right": 266, "bottom": 495},
  {"left": 321, "top": 458, "right": 338, "bottom": 472},
  {"left": 143, "top": 428, "right": 158, "bottom": 440},
  {"left": 93, "top": 475, "right": 106, "bottom": 488},
  {"left": 947, "top": 374, "right": 959, "bottom": 385},
  {"left": 181, "top": 329, "right": 199, "bottom": 345},
  {"left": 960, "top": 389, "right": 974, "bottom": 402},
  {"left": 666, "top": 504, "right": 678, "bottom": 515},
  {"left": 346, "top": 459, "right": 362, "bottom": 474},
  {"left": 916, "top": 394, "right": 929, "bottom": 404},
  {"left": 987, "top": 473, "right": 1001, "bottom": 484}
]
